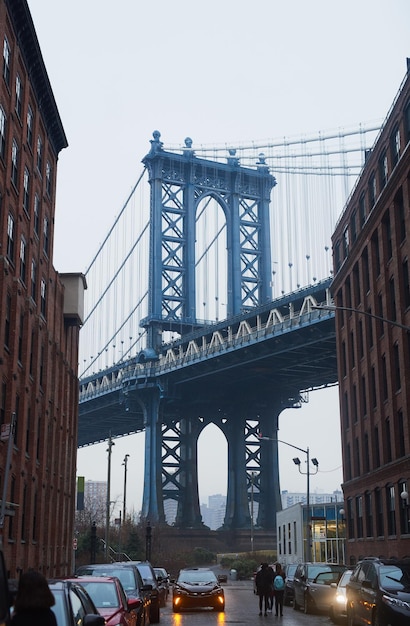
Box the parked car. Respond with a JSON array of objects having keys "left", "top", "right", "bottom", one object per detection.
[
  {"left": 329, "top": 568, "right": 353, "bottom": 623},
  {"left": 172, "top": 567, "right": 225, "bottom": 612},
  {"left": 75, "top": 562, "right": 152, "bottom": 626},
  {"left": 70, "top": 576, "right": 141, "bottom": 626},
  {"left": 126, "top": 561, "right": 162, "bottom": 621},
  {"left": 48, "top": 579, "right": 105, "bottom": 626},
  {"left": 346, "top": 557, "right": 410, "bottom": 626},
  {"left": 293, "top": 562, "right": 347, "bottom": 614},
  {"left": 153, "top": 568, "right": 170, "bottom": 603},
  {"left": 283, "top": 563, "right": 298, "bottom": 606}
]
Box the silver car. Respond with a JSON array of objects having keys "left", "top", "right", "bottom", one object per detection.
[{"left": 329, "top": 569, "right": 353, "bottom": 623}]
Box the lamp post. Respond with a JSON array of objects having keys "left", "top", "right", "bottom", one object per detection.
[
  {"left": 122, "top": 454, "right": 130, "bottom": 523},
  {"left": 105, "top": 434, "right": 115, "bottom": 560},
  {"left": 259, "top": 436, "right": 318, "bottom": 562},
  {"left": 400, "top": 489, "right": 410, "bottom": 533},
  {"left": 313, "top": 304, "right": 410, "bottom": 332}
]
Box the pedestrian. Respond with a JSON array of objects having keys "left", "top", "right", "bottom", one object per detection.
[
  {"left": 11, "top": 570, "right": 57, "bottom": 626},
  {"left": 273, "top": 563, "right": 286, "bottom": 617},
  {"left": 255, "top": 562, "right": 274, "bottom": 616}
]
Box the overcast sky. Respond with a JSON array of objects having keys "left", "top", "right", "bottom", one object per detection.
[{"left": 28, "top": 0, "right": 410, "bottom": 516}]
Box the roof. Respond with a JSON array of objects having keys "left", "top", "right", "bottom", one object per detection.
[{"left": 5, "top": 0, "right": 68, "bottom": 155}]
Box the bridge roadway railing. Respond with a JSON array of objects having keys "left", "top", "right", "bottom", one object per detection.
[{"left": 79, "top": 282, "right": 334, "bottom": 402}]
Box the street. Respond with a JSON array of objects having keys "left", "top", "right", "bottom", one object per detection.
[{"left": 160, "top": 579, "right": 335, "bottom": 626}]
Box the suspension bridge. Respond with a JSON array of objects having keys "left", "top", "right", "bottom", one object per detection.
[{"left": 78, "top": 123, "right": 380, "bottom": 531}]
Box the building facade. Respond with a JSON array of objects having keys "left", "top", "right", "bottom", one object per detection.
[
  {"left": 0, "top": 0, "right": 85, "bottom": 577},
  {"left": 277, "top": 502, "right": 346, "bottom": 565},
  {"left": 331, "top": 61, "right": 410, "bottom": 564}
]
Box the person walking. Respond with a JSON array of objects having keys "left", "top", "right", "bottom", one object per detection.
[
  {"left": 255, "top": 562, "right": 274, "bottom": 616},
  {"left": 273, "top": 563, "right": 286, "bottom": 617},
  {"left": 11, "top": 570, "right": 57, "bottom": 626}
]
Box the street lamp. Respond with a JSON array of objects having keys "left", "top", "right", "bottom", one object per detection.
[
  {"left": 313, "top": 304, "right": 410, "bottom": 332},
  {"left": 105, "top": 434, "right": 115, "bottom": 560},
  {"left": 259, "top": 436, "right": 318, "bottom": 561},
  {"left": 122, "top": 454, "right": 130, "bottom": 523}
]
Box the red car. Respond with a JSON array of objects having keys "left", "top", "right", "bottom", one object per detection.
[{"left": 71, "top": 576, "right": 141, "bottom": 626}]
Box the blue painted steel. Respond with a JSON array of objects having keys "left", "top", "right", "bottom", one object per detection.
[{"left": 79, "top": 134, "right": 337, "bottom": 532}]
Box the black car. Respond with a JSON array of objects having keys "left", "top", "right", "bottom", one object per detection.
[
  {"left": 126, "top": 561, "right": 162, "bottom": 621},
  {"left": 75, "top": 562, "right": 152, "bottom": 626},
  {"left": 346, "top": 557, "right": 410, "bottom": 626},
  {"left": 48, "top": 579, "right": 105, "bottom": 626},
  {"left": 153, "top": 568, "right": 170, "bottom": 604},
  {"left": 293, "top": 562, "right": 347, "bottom": 614},
  {"left": 172, "top": 567, "right": 225, "bottom": 612},
  {"left": 283, "top": 563, "right": 297, "bottom": 606}
]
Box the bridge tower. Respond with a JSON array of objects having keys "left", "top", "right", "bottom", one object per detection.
[{"left": 137, "top": 131, "right": 290, "bottom": 530}]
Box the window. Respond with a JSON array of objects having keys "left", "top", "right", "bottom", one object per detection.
[
  {"left": 26, "top": 105, "right": 33, "bottom": 148},
  {"left": 365, "top": 491, "right": 373, "bottom": 537},
  {"left": 385, "top": 417, "right": 392, "bottom": 463},
  {"left": 11, "top": 138, "right": 18, "bottom": 187},
  {"left": 371, "top": 366, "right": 377, "bottom": 408},
  {"left": 374, "top": 426, "right": 380, "bottom": 468},
  {"left": 371, "top": 231, "right": 381, "bottom": 276},
  {"left": 0, "top": 381, "right": 6, "bottom": 425},
  {"left": 382, "top": 211, "right": 393, "bottom": 260},
  {"left": 354, "top": 437, "right": 360, "bottom": 476},
  {"left": 3, "top": 36, "right": 10, "bottom": 86},
  {"left": 368, "top": 172, "right": 376, "bottom": 208},
  {"left": 397, "top": 410, "right": 405, "bottom": 458},
  {"left": 386, "top": 485, "right": 396, "bottom": 535},
  {"left": 31, "top": 259, "right": 37, "bottom": 301},
  {"left": 350, "top": 211, "right": 357, "bottom": 243},
  {"left": 389, "top": 277, "right": 396, "bottom": 322},
  {"left": 45, "top": 161, "right": 52, "bottom": 197},
  {"left": 402, "top": 259, "right": 410, "bottom": 309},
  {"left": 378, "top": 150, "right": 388, "bottom": 189},
  {"left": 381, "top": 354, "right": 388, "bottom": 400},
  {"left": 43, "top": 216, "right": 49, "bottom": 257},
  {"left": 390, "top": 125, "right": 400, "bottom": 166},
  {"left": 33, "top": 194, "right": 40, "bottom": 236},
  {"left": 343, "top": 226, "right": 349, "bottom": 258},
  {"left": 36, "top": 136, "right": 43, "bottom": 174},
  {"left": 356, "top": 496, "right": 363, "bottom": 538},
  {"left": 363, "top": 433, "right": 370, "bottom": 473},
  {"left": 40, "top": 278, "right": 46, "bottom": 318},
  {"left": 15, "top": 74, "right": 22, "bottom": 118},
  {"left": 361, "top": 375, "right": 367, "bottom": 416},
  {"left": 7, "top": 213, "right": 15, "bottom": 262},
  {"left": 359, "top": 193, "right": 366, "bottom": 227},
  {"left": 23, "top": 167, "right": 30, "bottom": 214},
  {"left": 395, "top": 188, "right": 406, "bottom": 243},
  {"left": 19, "top": 236, "right": 26, "bottom": 283},
  {"left": 0, "top": 106, "right": 6, "bottom": 159}
]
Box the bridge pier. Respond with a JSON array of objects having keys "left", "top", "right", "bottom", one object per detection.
[
  {"left": 140, "top": 389, "right": 166, "bottom": 524},
  {"left": 224, "top": 410, "right": 251, "bottom": 530}
]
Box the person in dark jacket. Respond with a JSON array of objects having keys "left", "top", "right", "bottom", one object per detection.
[
  {"left": 11, "top": 570, "right": 57, "bottom": 626},
  {"left": 255, "top": 562, "right": 274, "bottom": 616}
]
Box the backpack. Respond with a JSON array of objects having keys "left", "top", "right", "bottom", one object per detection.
[{"left": 274, "top": 574, "right": 285, "bottom": 591}]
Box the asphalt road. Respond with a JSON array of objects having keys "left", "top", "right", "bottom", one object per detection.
[{"left": 160, "top": 578, "right": 336, "bottom": 626}]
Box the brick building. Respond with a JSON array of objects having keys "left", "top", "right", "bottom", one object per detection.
[
  {"left": 330, "top": 61, "right": 410, "bottom": 564},
  {"left": 0, "top": 0, "right": 85, "bottom": 576}
]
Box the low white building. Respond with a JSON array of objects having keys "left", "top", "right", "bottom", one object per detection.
[{"left": 277, "top": 501, "right": 346, "bottom": 565}]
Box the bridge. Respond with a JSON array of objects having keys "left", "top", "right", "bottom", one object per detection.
[{"left": 78, "top": 125, "right": 379, "bottom": 531}]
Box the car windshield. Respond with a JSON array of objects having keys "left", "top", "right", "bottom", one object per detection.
[
  {"left": 380, "top": 564, "right": 410, "bottom": 591},
  {"left": 137, "top": 564, "right": 154, "bottom": 583},
  {"left": 307, "top": 565, "right": 345, "bottom": 581},
  {"left": 77, "top": 581, "right": 119, "bottom": 609},
  {"left": 178, "top": 570, "right": 217, "bottom": 584},
  {"left": 78, "top": 568, "right": 136, "bottom": 593},
  {"left": 286, "top": 565, "right": 297, "bottom": 577}
]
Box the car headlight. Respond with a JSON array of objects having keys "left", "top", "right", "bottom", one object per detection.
[
  {"left": 382, "top": 594, "right": 410, "bottom": 611},
  {"left": 335, "top": 593, "right": 346, "bottom": 606}
]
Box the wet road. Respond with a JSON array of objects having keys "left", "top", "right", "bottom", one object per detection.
[{"left": 160, "top": 579, "right": 336, "bottom": 626}]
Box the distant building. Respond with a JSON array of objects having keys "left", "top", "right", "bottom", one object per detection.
[
  {"left": 201, "top": 494, "right": 226, "bottom": 530},
  {"left": 281, "top": 489, "right": 344, "bottom": 509},
  {"left": 331, "top": 61, "right": 410, "bottom": 564},
  {"left": 277, "top": 501, "right": 346, "bottom": 565},
  {"left": 0, "top": 0, "right": 85, "bottom": 577}
]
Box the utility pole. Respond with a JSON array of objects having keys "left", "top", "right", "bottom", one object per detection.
[{"left": 105, "top": 434, "right": 115, "bottom": 560}]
